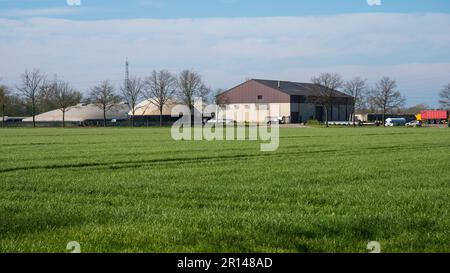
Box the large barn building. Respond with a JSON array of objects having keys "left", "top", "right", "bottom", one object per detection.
[
  {"left": 217, "top": 79, "right": 354, "bottom": 124},
  {"left": 22, "top": 103, "right": 129, "bottom": 126}
]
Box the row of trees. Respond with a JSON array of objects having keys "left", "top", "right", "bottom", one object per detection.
[
  {"left": 0, "top": 70, "right": 82, "bottom": 126},
  {"left": 0, "top": 69, "right": 211, "bottom": 127},
  {"left": 1, "top": 70, "right": 450, "bottom": 128},
  {"left": 348, "top": 81, "right": 450, "bottom": 123},
  {"left": 0, "top": 71, "right": 82, "bottom": 127},
  {"left": 96, "top": 69, "right": 210, "bottom": 127},
  {"left": 310, "top": 73, "right": 446, "bottom": 126}
]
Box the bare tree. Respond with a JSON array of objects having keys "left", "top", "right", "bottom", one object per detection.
[
  {"left": 46, "top": 78, "right": 82, "bottom": 127},
  {"left": 0, "top": 84, "right": 10, "bottom": 128},
  {"left": 176, "top": 70, "right": 210, "bottom": 124},
  {"left": 144, "top": 70, "right": 177, "bottom": 127},
  {"left": 344, "top": 77, "right": 367, "bottom": 126},
  {"left": 369, "top": 77, "right": 405, "bottom": 126},
  {"left": 176, "top": 70, "right": 210, "bottom": 108},
  {"left": 121, "top": 77, "right": 144, "bottom": 127},
  {"left": 16, "top": 69, "right": 46, "bottom": 127},
  {"left": 439, "top": 84, "right": 450, "bottom": 109},
  {"left": 89, "top": 80, "right": 121, "bottom": 127},
  {"left": 311, "top": 73, "right": 344, "bottom": 127}
]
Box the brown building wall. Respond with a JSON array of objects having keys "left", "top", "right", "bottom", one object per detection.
[{"left": 218, "top": 80, "right": 290, "bottom": 104}]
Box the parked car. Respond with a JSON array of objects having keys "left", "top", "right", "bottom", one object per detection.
[
  {"left": 206, "top": 118, "right": 235, "bottom": 125},
  {"left": 405, "top": 120, "right": 422, "bottom": 127},
  {"left": 265, "top": 116, "right": 283, "bottom": 125}
]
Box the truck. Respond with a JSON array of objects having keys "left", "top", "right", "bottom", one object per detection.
[{"left": 420, "top": 110, "right": 449, "bottom": 125}]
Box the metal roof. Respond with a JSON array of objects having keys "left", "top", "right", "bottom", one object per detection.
[{"left": 253, "top": 79, "right": 352, "bottom": 98}]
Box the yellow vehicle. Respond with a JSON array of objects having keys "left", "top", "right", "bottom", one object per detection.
[{"left": 416, "top": 113, "right": 422, "bottom": 121}]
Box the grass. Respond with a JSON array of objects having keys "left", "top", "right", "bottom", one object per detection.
[{"left": 0, "top": 127, "right": 449, "bottom": 253}]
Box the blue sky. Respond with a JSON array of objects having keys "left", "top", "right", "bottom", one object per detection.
[
  {"left": 1, "top": 0, "right": 450, "bottom": 106},
  {"left": 1, "top": 0, "right": 450, "bottom": 19}
]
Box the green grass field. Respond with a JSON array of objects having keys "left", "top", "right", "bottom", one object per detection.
[{"left": 1, "top": 127, "right": 449, "bottom": 253}]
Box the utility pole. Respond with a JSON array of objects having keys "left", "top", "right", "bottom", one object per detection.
[
  {"left": 125, "top": 58, "right": 130, "bottom": 89},
  {"left": 124, "top": 58, "right": 133, "bottom": 127}
]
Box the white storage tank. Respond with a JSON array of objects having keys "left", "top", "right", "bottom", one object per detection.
[{"left": 385, "top": 118, "right": 406, "bottom": 126}]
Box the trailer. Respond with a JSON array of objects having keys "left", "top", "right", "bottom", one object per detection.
[{"left": 420, "top": 110, "right": 449, "bottom": 125}]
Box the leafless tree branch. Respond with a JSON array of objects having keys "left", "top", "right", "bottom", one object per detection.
[
  {"left": 45, "top": 77, "right": 82, "bottom": 127},
  {"left": 121, "top": 77, "right": 144, "bottom": 127},
  {"left": 145, "top": 70, "right": 177, "bottom": 126},
  {"left": 439, "top": 83, "right": 450, "bottom": 109},
  {"left": 90, "top": 80, "right": 121, "bottom": 126},
  {"left": 344, "top": 77, "right": 367, "bottom": 126},
  {"left": 311, "top": 72, "right": 344, "bottom": 127},
  {"left": 16, "top": 69, "right": 46, "bottom": 127},
  {"left": 368, "top": 77, "right": 405, "bottom": 125}
]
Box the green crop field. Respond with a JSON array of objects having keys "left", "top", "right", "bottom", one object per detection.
[{"left": 0, "top": 127, "right": 449, "bottom": 253}]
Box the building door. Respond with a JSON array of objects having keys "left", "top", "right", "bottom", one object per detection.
[
  {"left": 315, "top": 106, "right": 324, "bottom": 122},
  {"left": 291, "top": 112, "right": 299, "bottom": 123}
]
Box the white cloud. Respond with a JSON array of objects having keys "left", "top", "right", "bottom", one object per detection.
[
  {"left": 367, "top": 0, "right": 382, "bottom": 6},
  {"left": 0, "top": 8, "right": 80, "bottom": 17},
  {"left": 0, "top": 13, "right": 449, "bottom": 106},
  {"left": 67, "top": 0, "right": 81, "bottom": 6},
  {"left": 138, "top": 0, "right": 165, "bottom": 8}
]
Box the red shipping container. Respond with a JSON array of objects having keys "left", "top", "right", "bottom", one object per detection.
[{"left": 421, "top": 110, "right": 448, "bottom": 120}]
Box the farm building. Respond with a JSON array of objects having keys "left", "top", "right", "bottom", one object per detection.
[
  {"left": 217, "top": 79, "right": 354, "bottom": 123},
  {"left": 22, "top": 103, "right": 129, "bottom": 126},
  {"left": 129, "top": 99, "right": 181, "bottom": 126}
]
